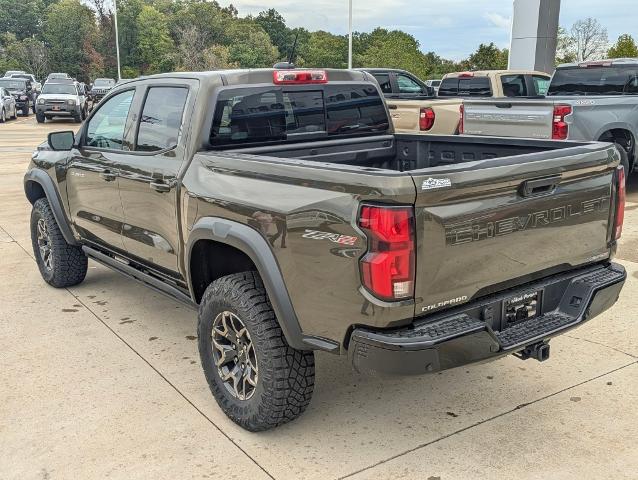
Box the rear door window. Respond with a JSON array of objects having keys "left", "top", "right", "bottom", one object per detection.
[
  {"left": 371, "top": 73, "right": 392, "bottom": 94},
  {"left": 210, "top": 84, "right": 389, "bottom": 147},
  {"left": 501, "top": 75, "right": 527, "bottom": 97},
  {"left": 135, "top": 86, "right": 188, "bottom": 151}
]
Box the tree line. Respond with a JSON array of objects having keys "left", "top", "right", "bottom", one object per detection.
[{"left": 1, "top": 0, "right": 636, "bottom": 84}]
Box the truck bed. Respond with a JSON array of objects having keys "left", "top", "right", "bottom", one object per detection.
[{"left": 228, "top": 133, "right": 588, "bottom": 171}]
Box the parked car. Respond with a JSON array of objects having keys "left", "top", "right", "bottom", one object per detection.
[
  {"left": 45, "top": 72, "right": 71, "bottom": 83},
  {"left": 9, "top": 73, "right": 42, "bottom": 94},
  {"left": 461, "top": 58, "right": 638, "bottom": 174},
  {"left": 88, "top": 77, "right": 116, "bottom": 104},
  {"left": 25, "top": 68, "right": 626, "bottom": 431},
  {"left": 0, "top": 87, "right": 18, "bottom": 122},
  {"left": 3, "top": 70, "right": 26, "bottom": 78},
  {"left": 0, "top": 78, "right": 34, "bottom": 116},
  {"left": 375, "top": 69, "right": 551, "bottom": 135},
  {"left": 35, "top": 81, "right": 87, "bottom": 123},
  {"left": 425, "top": 79, "right": 441, "bottom": 94}
]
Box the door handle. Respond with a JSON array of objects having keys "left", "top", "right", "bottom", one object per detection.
[
  {"left": 150, "top": 181, "right": 171, "bottom": 193},
  {"left": 387, "top": 104, "right": 398, "bottom": 110},
  {"left": 99, "top": 171, "right": 117, "bottom": 182},
  {"left": 521, "top": 176, "right": 561, "bottom": 197}
]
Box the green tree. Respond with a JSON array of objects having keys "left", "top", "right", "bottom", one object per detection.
[
  {"left": 43, "top": 0, "right": 100, "bottom": 81},
  {"left": 0, "top": 0, "right": 43, "bottom": 41},
  {"left": 302, "top": 31, "right": 348, "bottom": 69},
  {"left": 608, "top": 34, "right": 638, "bottom": 58},
  {"left": 461, "top": 43, "right": 508, "bottom": 71},
  {"left": 357, "top": 28, "right": 430, "bottom": 79},
  {"left": 137, "top": 5, "right": 174, "bottom": 74},
  {"left": 226, "top": 20, "right": 278, "bottom": 68},
  {"left": 255, "top": 9, "right": 294, "bottom": 59},
  {"left": 4, "top": 35, "right": 50, "bottom": 79}
]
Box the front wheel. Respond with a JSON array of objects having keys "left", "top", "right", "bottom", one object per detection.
[
  {"left": 36, "top": 112, "right": 45, "bottom": 123},
  {"left": 21, "top": 105, "right": 29, "bottom": 116},
  {"left": 0, "top": 108, "right": 5, "bottom": 123},
  {"left": 197, "top": 271, "right": 315, "bottom": 431},
  {"left": 30, "top": 198, "right": 88, "bottom": 288}
]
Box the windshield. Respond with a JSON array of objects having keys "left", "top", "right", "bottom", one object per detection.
[
  {"left": 42, "top": 83, "right": 77, "bottom": 95},
  {"left": 94, "top": 79, "right": 115, "bottom": 87},
  {"left": 0, "top": 79, "right": 26, "bottom": 90},
  {"left": 548, "top": 66, "right": 638, "bottom": 96}
]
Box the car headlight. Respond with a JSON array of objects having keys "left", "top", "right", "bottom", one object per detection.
[
  {"left": 20, "top": 95, "right": 28, "bottom": 100},
  {"left": 38, "top": 98, "right": 45, "bottom": 104},
  {"left": 67, "top": 99, "right": 75, "bottom": 105}
]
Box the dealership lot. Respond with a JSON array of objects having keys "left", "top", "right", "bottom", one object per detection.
[{"left": 1, "top": 118, "right": 638, "bottom": 479}]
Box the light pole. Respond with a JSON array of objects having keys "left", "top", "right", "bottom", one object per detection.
[
  {"left": 113, "top": 0, "right": 122, "bottom": 80},
  {"left": 348, "top": 0, "right": 353, "bottom": 69}
]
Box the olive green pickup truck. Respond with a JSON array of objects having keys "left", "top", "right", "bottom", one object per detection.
[{"left": 25, "top": 68, "right": 626, "bottom": 431}]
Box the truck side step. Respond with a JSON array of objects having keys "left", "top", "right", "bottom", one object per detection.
[{"left": 495, "top": 312, "right": 574, "bottom": 349}]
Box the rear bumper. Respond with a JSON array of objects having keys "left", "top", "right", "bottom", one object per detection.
[{"left": 349, "top": 263, "right": 626, "bottom": 375}]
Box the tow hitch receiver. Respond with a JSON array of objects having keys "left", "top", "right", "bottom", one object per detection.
[{"left": 515, "top": 342, "right": 550, "bottom": 362}]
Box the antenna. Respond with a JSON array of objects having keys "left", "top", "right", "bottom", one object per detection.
[{"left": 288, "top": 30, "right": 300, "bottom": 65}]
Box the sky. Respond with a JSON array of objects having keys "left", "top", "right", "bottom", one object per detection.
[{"left": 220, "top": 0, "right": 638, "bottom": 60}]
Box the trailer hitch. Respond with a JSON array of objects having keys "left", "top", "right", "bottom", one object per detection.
[{"left": 514, "top": 342, "right": 550, "bottom": 362}]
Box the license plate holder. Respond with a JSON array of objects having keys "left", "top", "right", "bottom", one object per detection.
[{"left": 502, "top": 290, "right": 542, "bottom": 330}]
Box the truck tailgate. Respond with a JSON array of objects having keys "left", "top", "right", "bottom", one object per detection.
[
  {"left": 387, "top": 98, "right": 462, "bottom": 135},
  {"left": 463, "top": 99, "right": 555, "bottom": 139},
  {"left": 409, "top": 143, "right": 618, "bottom": 316}
]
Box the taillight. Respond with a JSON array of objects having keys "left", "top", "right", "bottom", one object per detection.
[
  {"left": 273, "top": 70, "right": 328, "bottom": 84},
  {"left": 552, "top": 104, "right": 571, "bottom": 140},
  {"left": 358, "top": 205, "right": 415, "bottom": 301},
  {"left": 615, "top": 165, "right": 626, "bottom": 240},
  {"left": 419, "top": 107, "right": 435, "bottom": 131},
  {"left": 458, "top": 104, "right": 465, "bottom": 134}
]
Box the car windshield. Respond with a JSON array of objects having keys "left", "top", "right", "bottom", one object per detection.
[
  {"left": 548, "top": 66, "right": 638, "bottom": 96},
  {"left": 0, "top": 79, "right": 26, "bottom": 90},
  {"left": 10, "top": 74, "right": 33, "bottom": 81},
  {"left": 42, "top": 83, "right": 76, "bottom": 95},
  {"left": 94, "top": 79, "right": 115, "bottom": 87}
]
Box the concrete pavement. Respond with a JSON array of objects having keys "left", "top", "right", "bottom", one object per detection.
[{"left": 1, "top": 116, "right": 637, "bottom": 480}]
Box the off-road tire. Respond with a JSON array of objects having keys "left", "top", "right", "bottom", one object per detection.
[
  {"left": 36, "top": 112, "right": 45, "bottom": 123},
  {"left": 615, "top": 143, "right": 631, "bottom": 174},
  {"left": 197, "top": 271, "right": 315, "bottom": 431},
  {"left": 30, "top": 198, "right": 88, "bottom": 288}
]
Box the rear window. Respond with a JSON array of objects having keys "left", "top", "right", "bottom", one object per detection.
[
  {"left": 548, "top": 66, "right": 638, "bottom": 96},
  {"left": 501, "top": 75, "right": 527, "bottom": 97},
  {"left": 438, "top": 76, "right": 492, "bottom": 97},
  {"left": 210, "top": 84, "right": 389, "bottom": 147}
]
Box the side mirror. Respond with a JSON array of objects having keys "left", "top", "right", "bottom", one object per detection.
[{"left": 48, "top": 131, "right": 75, "bottom": 151}]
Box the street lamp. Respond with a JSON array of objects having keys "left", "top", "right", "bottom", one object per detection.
[
  {"left": 113, "top": 0, "right": 122, "bottom": 80},
  {"left": 348, "top": 0, "right": 353, "bottom": 69}
]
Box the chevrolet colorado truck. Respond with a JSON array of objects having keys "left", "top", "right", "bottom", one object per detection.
[
  {"left": 461, "top": 59, "right": 638, "bottom": 174},
  {"left": 25, "top": 68, "right": 627, "bottom": 431},
  {"left": 365, "top": 69, "right": 550, "bottom": 136}
]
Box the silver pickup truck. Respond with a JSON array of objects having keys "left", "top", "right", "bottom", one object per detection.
[{"left": 461, "top": 58, "right": 638, "bottom": 173}]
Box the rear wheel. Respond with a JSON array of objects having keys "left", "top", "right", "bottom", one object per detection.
[
  {"left": 30, "top": 198, "right": 88, "bottom": 288},
  {"left": 197, "top": 271, "right": 315, "bottom": 431},
  {"left": 615, "top": 143, "right": 631, "bottom": 174},
  {"left": 11, "top": 105, "right": 17, "bottom": 119}
]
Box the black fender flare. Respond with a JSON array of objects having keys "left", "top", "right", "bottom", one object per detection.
[
  {"left": 186, "top": 217, "right": 339, "bottom": 353},
  {"left": 24, "top": 169, "right": 78, "bottom": 246}
]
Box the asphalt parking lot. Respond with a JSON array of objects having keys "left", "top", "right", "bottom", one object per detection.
[{"left": 1, "top": 116, "right": 638, "bottom": 480}]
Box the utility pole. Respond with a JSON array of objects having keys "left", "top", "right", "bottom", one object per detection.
[
  {"left": 348, "top": 0, "right": 353, "bottom": 69},
  {"left": 113, "top": 0, "right": 122, "bottom": 80}
]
